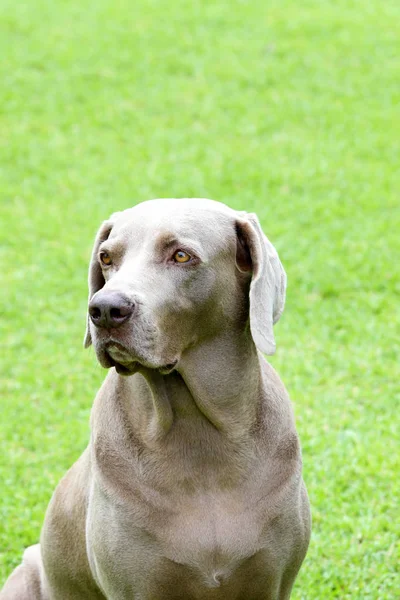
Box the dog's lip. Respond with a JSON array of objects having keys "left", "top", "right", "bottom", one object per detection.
[
  {"left": 157, "top": 360, "right": 178, "bottom": 375},
  {"left": 104, "top": 342, "right": 178, "bottom": 376},
  {"left": 113, "top": 360, "right": 139, "bottom": 376},
  {"left": 104, "top": 342, "right": 139, "bottom": 375},
  {"left": 106, "top": 342, "right": 134, "bottom": 364}
]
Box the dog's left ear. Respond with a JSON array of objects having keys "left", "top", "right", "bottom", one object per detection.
[
  {"left": 235, "top": 214, "right": 286, "bottom": 355},
  {"left": 83, "top": 213, "right": 120, "bottom": 348}
]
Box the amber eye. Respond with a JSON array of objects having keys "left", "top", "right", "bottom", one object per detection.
[
  {"left": 99, "top": 251, "right": 112, "bottom": 266},
  {"left": 173, "top": 250, "right": 191, "bottom": 263}
]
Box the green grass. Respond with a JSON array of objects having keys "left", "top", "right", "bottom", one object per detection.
[{"left": 1, "top": 0, "right": 399, "bottom": 597}]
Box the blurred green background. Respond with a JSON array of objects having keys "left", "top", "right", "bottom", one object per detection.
[{"left": 0, "top": 0, "right": 399, "bottom": 597}]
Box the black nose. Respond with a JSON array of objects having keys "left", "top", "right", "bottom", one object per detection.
[{"left": 89, "top": 292, "right": 135, "bottom": 329}]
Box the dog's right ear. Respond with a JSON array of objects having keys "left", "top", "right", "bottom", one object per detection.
[{"left": 83, "top": 217, "right": 117, "bottom": 348}]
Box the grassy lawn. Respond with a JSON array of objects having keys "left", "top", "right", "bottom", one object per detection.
[{"left": 1, "top": 0, "right": 399, "bottom": 597}]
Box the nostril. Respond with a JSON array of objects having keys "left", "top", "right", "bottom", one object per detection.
[
  {"left": 89, "top": 306, "right": 101, "bottom": 321},
  {"left": 110, "top": 307, "right": 123, "bottom": 321},
  {"left": 110, "top": 304, "right": 134, "bottom": 322}
]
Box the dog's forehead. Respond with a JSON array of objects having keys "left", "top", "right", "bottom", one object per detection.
[{"left": 109, "top": 199, "right": 241, "bottom": 247}]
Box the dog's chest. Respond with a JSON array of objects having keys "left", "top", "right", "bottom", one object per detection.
[
  {"left": 158, "top": 489, "right": 263, "bottom": 574},
  {"left": 88, "top": 481, "right": 266, "bottom": 594}
]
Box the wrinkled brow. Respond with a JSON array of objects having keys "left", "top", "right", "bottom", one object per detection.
[
  {"left": 154, "top": 232, "right": 204, "bottom": 257},
  {"left": 98, "top": 238, "right": 125, "bottom": 254},
  {"left": 154, "top": 233, "right": 179, "bottom": 252}
]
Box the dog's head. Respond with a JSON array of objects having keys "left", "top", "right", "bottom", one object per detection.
[{"left": 84, "top": 199, "right": 286, "bottom": 375}]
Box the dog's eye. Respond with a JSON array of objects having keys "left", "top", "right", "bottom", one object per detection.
[
  {"left": 99, "top": 251, "right": 112, "bottom": 266},
  {"left": 173, "top": 250, "right": 191, "bottom": 263}
]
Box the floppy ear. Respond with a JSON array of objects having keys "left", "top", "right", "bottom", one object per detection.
[
  {"left": 235, "top": 214, "right": 286, "bottom": 355},
  {"left": 83, "top": 218, "right": 116, "bottom": 348}
]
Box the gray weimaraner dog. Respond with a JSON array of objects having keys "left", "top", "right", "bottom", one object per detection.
[{"left": 1, "top": 199, "right": 311, "bottom": 599}]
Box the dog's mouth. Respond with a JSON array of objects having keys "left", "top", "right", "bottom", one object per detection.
[
  {"left": 105, "top": 342, "right": 177, "bottom": 376},
  {"left": 105, "top": 342, "right": 138, "bottom": 375}
]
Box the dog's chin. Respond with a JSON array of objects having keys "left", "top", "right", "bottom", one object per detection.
[
  {"left": 96, "top": 342, "right": 177, "bottom": 377},
  {"left": 111, "top": 359, "right": 140, "bottom": 377}
]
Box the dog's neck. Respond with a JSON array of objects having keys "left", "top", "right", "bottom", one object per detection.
[
  {"left": 177, "top": 330, "right": 261, "bottom": 435},
  {"left": 121, "top": 330, "right": 262, "bottom": 445},
  {"left": 92, "top": 332, "right": 268, "bottom": 493}
]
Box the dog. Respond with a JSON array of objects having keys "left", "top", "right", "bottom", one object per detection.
[{"left": 1, "top": 198, "right": 311, "bottom": 599}]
